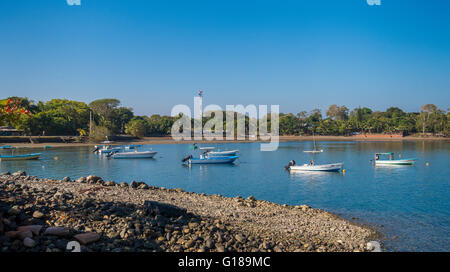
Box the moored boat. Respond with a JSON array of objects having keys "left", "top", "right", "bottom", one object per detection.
[
  {"left": 182, "top": 154, "right": 240, "bottom": 164},
  {"left": 289, "top": 162, "right": 343, "bottom": 172},
  {"left": 374, "top": 152, "right": 416, "bottom": 165},
  {"left": 111, "top": 150, "right": 157, "bottom": 159},
  {"left": 303, "top": 132, "right": 323, "bottom": 153},
  {"left": 303, "top": 150, "right": 323, "bottom": 154},
  {"left": 191, "top": 145, "right": 240, "bottom": 157},
  {"left": 95, "top": 146, "right": 123, "bottom": 154},
  {"left": 200, "top": 147, "right": 239, "bottom": 157},
  {"left": 0, "top": 153, "right": 41, "bottom": 161}
]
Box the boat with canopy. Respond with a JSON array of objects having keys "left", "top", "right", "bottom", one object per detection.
[{"left": 373, "top": 152, "right": 416, "bottom": 165}]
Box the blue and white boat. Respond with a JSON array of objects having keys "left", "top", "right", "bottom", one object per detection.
[
  {"left": 182, "top": 153, "right": 239, "bottom": 164},
  {"left": 0, "top": 153, "right": 41, "bottom": 161},
  {"left": 199, "top": 147, "right": 239, "bottom": 157},
  {"left": 374, "top": 152, "right": 416, "bottom": 165},
  {"left": 111, "top": 150, "right": 157, "bottom": 159},
  {"left": 94, "top": 145, "right": 123, "bottom": 154}
]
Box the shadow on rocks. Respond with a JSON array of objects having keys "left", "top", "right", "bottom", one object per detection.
[{"left": 0, "top": 181, "right": 206, "bottom": 252}]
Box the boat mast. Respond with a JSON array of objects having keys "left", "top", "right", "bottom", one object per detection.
[{"left": 313, "top": 131, "right": 316, "bottom": 151}]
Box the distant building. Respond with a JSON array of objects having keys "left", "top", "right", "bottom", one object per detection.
[{"left": 0, "top": 126, "right": 23, "bottom": 136}]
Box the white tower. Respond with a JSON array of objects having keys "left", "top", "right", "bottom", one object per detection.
[
  {"left": 198, "top": 90, "right": 203, "bottom": 117},
  {"left": 193, "top": 90, "right": 204, "bottom": 140}
]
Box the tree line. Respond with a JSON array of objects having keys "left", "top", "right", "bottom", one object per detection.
[{"left": 0, "top": 97, "right": 448, "bottom": 139}]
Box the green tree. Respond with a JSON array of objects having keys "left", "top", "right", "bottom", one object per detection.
[
  {"left": 418, "top": 104, "right": 438, "bottom": 135},
  {"left": 326, "top": 105, "right": 349, "bottom": 121},
  {"left": 89, "top": 98, "right": 121, "bottom": 130},
  {"left": 125, "top": 119, "right": 148, "bottom": 138},
  {"left": 111, "top": 107, "right": 134, "bottom": 134}
]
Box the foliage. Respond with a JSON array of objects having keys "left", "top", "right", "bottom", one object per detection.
[
  {"left": 0, "top": 97, "right": 33, "bottom": 127},
  {"left": 125, "top": 119, "right": 147, "bottom": 138},
  {"left": 1, "top": 97, "right": 448, "bottom": 138},
  {"left": 89, "top": 125, "right": 111, "bottom": 142}
]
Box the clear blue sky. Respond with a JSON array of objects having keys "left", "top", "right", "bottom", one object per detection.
[{"left": 0, "top": 0, "right": 449, "bottom": 116}]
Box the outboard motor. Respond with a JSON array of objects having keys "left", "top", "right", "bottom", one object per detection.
[
  {"left": 106, "top": 150, "right": 118, "bottom": 158},
  {"left": 181, "top": 155, "right": 193, "bottom": 163},
  {"left": 284, "top": 160, "right": 296, "bottom": 170}
]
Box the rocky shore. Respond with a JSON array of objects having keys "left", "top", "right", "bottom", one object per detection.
[{"left": 0, "top": 171, "right": 378, "bottom": 252}]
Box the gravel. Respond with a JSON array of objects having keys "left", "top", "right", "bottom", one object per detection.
[{"left": 0, "top": 171, "right": 379, "bottom": 252}]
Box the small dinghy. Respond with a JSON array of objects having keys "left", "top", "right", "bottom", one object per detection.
[
  {"left": 289, "top": 162, "right": 343, "bottom": 172},
  {"left": 0, "top": 153, "right": 41, "bottom": 161},
  {"left": 111, "top": 150, "right": 157, "bottom": 159},
  {"left": 374, "top": 152, "right": 416, "bottom": 165}
]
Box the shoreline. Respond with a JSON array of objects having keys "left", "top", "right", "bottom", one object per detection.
[
  {"left": 0, "top": 172, "right": 379, "bottom": 252},
  {"left": 2, "top": 135, "right": 448, "bottom": 148}
]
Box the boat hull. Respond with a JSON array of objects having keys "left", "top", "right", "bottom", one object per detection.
[
  {"left": 375, "top": 159, "right": 416, "bottom": 165},
  {"left": 208, "top": 150, "right": 239, "bottom": 157},
  {"left": 188, "top": 155, "right": 239, "bottom": 164},
  {"left": 112, "top": 151, "right": 157, "bottom": 159},
  {"left": 0, "top": 153, "right": 41, "bottom": 161},
  {"left": 290, "top": 163, "right": 343, "bottom": 172}
]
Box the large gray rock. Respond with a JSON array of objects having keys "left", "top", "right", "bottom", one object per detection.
[
  {"left": 104, "top": 181, "right": 116, "bottom": 186},
  {"left": 32, "top": 211, "right": 44, "bottom": 219},
  {"left": 7, "top": 206, "right": 21, "bottom": 215},
  {"left": 44, "top": 227, "right": 70, "bottom": 237},
  {"left": 23, "top": 237, "right": 36, "bottom": 248},
  {"left": 77, "top": 177, "right": 87, "bottom": 183},
  {"left": 12, "top": 171, "right": 26, "bottom": 176},
  {"left": 137, "top": 183, "right": 149, "bottom": 190},
  {"left": 86, "top": 175, "right": 101, "bottom": 183},
  {"left": 74, "top": 232, "right": 101, "bottom": 245},
  {"left": 17, "top": 225, "right": 43, "bottom": 236}
]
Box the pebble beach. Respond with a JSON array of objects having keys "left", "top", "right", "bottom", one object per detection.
[{"left": 0, "top": 171, "right": 378, "bottom": 252}]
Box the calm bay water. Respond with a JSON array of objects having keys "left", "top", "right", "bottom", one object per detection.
[{"left": 1, "top": 141, "right": 449, "bottom": 251}]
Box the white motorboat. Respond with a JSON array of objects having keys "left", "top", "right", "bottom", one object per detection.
[
  {"left": 373, "top": 152, "right": 416, "bottom": 165},
  {"left": 199, "top": 147, "right": 239, "bottom": 157},
  {"left": 289, "top": 162, "right": 343, "bottom": 172},
  {"left": 111, "top": 150, "right": 157, "bottom": 159}
]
